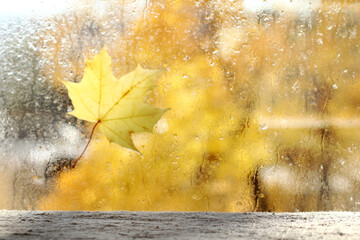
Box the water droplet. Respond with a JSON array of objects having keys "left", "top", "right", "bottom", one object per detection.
[{"left": 259, "top": 124, "right": 268, "bottom": 130}]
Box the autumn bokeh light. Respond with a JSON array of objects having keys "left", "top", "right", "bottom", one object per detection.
[{"left": 38, "top": 0, "right": 360, "bottom": 212}]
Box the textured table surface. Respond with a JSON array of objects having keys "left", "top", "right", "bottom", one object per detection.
[{"left": 0, "top": 211, "right": 359, "bottom": 239}]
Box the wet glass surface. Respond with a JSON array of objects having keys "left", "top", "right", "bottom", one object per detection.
[{"left": 0, "top": 0, "right": 360, "bottom": 211}]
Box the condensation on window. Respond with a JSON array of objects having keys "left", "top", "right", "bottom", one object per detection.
[{"left": 0, "top": 0, "right": 359, "bottom": 212}]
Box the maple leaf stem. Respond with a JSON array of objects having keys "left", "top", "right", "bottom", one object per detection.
[{"left": 72, "top": 120, "right": 101, "bottom": 168}]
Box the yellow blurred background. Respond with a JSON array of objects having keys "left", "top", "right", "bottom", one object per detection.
[{"left": 31, "top": 0, "right": 360, "bottom": 212}]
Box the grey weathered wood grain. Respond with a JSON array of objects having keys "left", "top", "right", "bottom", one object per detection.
[{"left": 0, "top": 211, "right": 359, "bottom": 239}]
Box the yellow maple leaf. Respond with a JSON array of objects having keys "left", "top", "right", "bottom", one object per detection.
[{"left": 63, "top": 47, "right": 167, "bottom": 157}]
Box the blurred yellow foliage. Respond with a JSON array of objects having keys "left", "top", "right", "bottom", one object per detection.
[{"left": 39, "top": 0, "right": 360, "bottom": 211}]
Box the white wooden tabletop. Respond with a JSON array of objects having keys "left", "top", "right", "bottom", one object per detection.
[{"left": 1, "top": 211, "right": 359, "bottom": 239}]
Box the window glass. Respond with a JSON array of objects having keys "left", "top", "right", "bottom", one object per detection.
[{"left": 0, "top": 0, "right": 359, "bottom": 212}]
